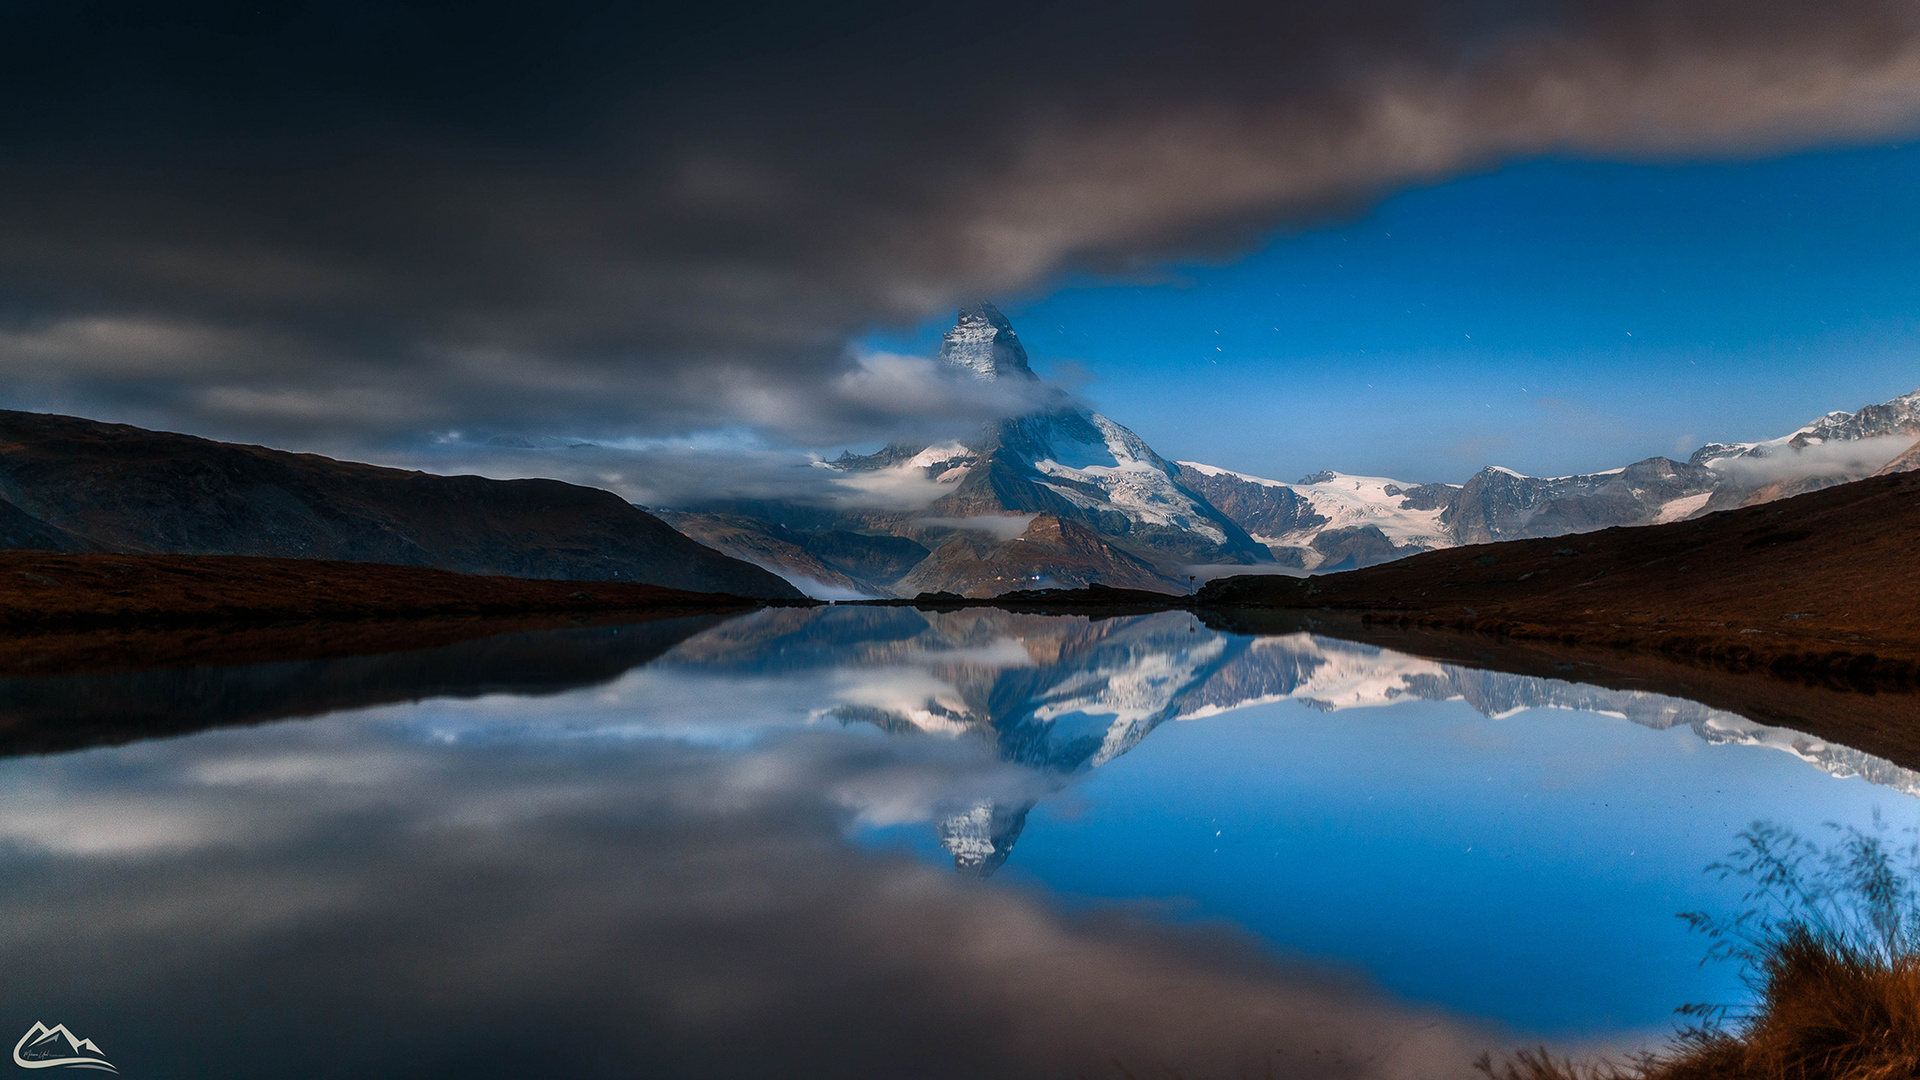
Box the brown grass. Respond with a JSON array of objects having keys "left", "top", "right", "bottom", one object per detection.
[
  {"left": 1199, "top": 471, "right": 1920, "bottom": 679},
  {"left": 0, "top": 550, "right": 783, "bottom": 632},
  {"left": 0, "top": 550, "right": 800, "bottom": 675},
  {"left": 1482, "top": 930, "right": 1920, "bottom": 1080}
]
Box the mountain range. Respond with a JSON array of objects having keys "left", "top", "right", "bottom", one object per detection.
[
  {"left": 0, "top": 410, "right": 800, "bottom": 598},
  {"left": 666, "top": 305, "right": 1920, "bottom": 595},
  {"left": 1, "top": 306, "right": 1913, "bottom": 601},
  {"left": 667, "top": 304, "right": 1273, "bottom": 596}
]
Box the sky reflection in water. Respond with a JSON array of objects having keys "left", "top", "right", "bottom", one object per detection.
[{"left": 1, "top": 607, "right": 1915, "bottom": 1078}]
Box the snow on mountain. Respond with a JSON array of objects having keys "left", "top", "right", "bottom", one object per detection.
[
  {"left": 1671, "top": 385, "right": 1920, "bottom": 514},
  {"left": 1276, "top": 471, "right": 1454, "bottom": 548},
  {"left": 1173, "top": 462, "right": 1454, "bottom": 570},
  {"left": 1654, "top": 491, "right": 1714, "bottom": 522},
  {"left": 1170, "top": 634, "right": 1920, "bottom": 794},
  {"left": 807, "top": 308, "right": 1269, "bottom": 593},
  {"left": 1029, "top": 630, "right": 1232, "bottom": 767},
  {"left": 1692, "top": 715, "right": 1920, "bottom": 797},
  {"left": 1001, "top": 412, "right": 1230, "bottom": 544},
  {"left": 935, "top": 799, "right": 1029, "bottom": 875},
  {"left": 1694, "top": 390, "right": 1920, "bottom": 468},
  {"left": 1181, "top": 453, "right": 1719, "bottom": 560},
  {"left": 819, "top": 440, "right": 979, "bottom": 512},
  {"left": 907, "top": 441, "right": 978, "bottom": 480},
  {"left": 1444, "top": 456, "right": 1721, "bottom": 545},
  {"left": 667, "top": 300, "right": 1920, "bottom": 591},
  {"left": 927, "top": 311, "right": 1246, "bottom": 553},
  {"left": 1175, "top": 382, "right": 1920, "bottom": 572},
  {"left": 939, "top": 302, "right": 1036, "bottom": 381}
]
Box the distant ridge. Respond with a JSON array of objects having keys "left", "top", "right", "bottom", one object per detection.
[
  {"left": 0, "top": 410, "right": 802, "bottom": 598},
  {"left": 1199, "top": 469, "right": 1920, "bottom": 679},
  {"left": 1176, "top": 384, "right": 1920, "bottom": 569},
  {"left": 661, "top": 305, "right": 1920, "bottom": 593}
]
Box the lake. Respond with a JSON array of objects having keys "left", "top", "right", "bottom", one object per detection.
[{"left": 3, "top": 606, "right": 1915, "bottom": 1078}]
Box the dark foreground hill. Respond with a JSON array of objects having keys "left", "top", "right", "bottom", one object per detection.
[
  {"left": 0, "top": 411, "right": 800, "bottom": 597},
  {"left": 0, "top": 551, "right": 783, "bottom": 634},
  {"left": 1199, "top": 470, "right": 1920, "bottom": 677}
]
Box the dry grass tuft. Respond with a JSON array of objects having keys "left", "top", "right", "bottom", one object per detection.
[
  {"left": 1482, "top": 931, "right": 1920, "bottom": 1079},
  {"left": 1484, "top": 816, "right": 1920, "bottom": 1080}
]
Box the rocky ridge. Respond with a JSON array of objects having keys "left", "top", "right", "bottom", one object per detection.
[
  {"left": 667, "top": 304, "right": 1269, "bottom": 597},
  {"left": 0, "top": 410, "right": 802, "bottom": 598},
  {"left": 665, "top": 303, "right": 1920, "bottom": 591},
  {"left": 1175, "top": 385, "right": 1920, "bottom": 569}
]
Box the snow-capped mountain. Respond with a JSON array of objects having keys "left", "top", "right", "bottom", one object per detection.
[
  {"left": 1177, "top": 454, "right": 1736, "bottom": 567},
  {"left": 663, "top": 301, "right": 1920, "bottom": 588},
  {"left": 669, "top": 304, "right": 1270, "bottom": 596},
  {"left": 1686, "top": 385, "right": 1920, "bottom": 509},
  {"left": 1441, "top": 456, "right": 1723, "bottom": 544},
  {"left": 837, "top": 305, "right": 1265, "bottom": 574},
  {"left": 1693, "top": 387, "right": 1920, "bottom": 467},
  {"left": 1177, "top": 384, "right": 1920, "bottom": 569},
  {"left": 1174, "top": 463, "right": 1455, "bottom": 570},
  {"left": 939, "top": 303, "right": 1036, "bottom": 380}
]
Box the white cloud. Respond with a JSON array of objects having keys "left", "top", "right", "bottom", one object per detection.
[{"left": 1708, "top": 433, "right": 1918, "bottom": 485}]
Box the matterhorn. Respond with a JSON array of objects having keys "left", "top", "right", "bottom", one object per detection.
[{"left": 664, "top": 304, "right": 1271, "bottom": 597}]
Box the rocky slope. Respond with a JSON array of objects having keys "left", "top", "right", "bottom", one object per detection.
[
  {"left": 669, "top": 304, "right": 1270, "bottom": 596},
  {"left": 1442, "top": 457, "right": 1722, "bottom": 544},
  {"left": 1875, "top": 437, "right": 1920, "bottom": 477},
  {"left": 1173, "top": 464, "right": 1454, "bottom": 569},
  {"left": 1693, "top": 387, "right": 1920, "bottom": 471},
  {"left": 892, "top": 513, "right": 1184, "bottom": 597},
  {"left": 1198, "top": 469, "right": 1920, "bottom": 678},
  {"left": 656, "top": 511, "right": 927, "bottom": 597},
  {"left": 0, "top": 411, "right": 802, "bottom": 598},
  {"left": 1177, "top": 385, "right": 1920, "bottom": 570},
  {"left": 664, "top": 303, "right": 1920, "bottom": 588}
]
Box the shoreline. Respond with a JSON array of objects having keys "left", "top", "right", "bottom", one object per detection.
[
  {"left": 8, "top": 461, "right": 1920, "bottom": 709},
  {"left": 0, "top": 551, "right": 802, "bottom": 635},
  {"left": 1195, "top": 470, "right": 1920, "bottom": 681},
  {"left": 2, "top": 570, "right": 1916, "bottom": 771}
]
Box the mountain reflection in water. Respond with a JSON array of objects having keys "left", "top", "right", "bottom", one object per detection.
[
  {"left": 653, "top": 608, "right": 1920, "bottom": 874},
  {"left": 1, "top": 607, "right": 1916, "bottom": 1078}
]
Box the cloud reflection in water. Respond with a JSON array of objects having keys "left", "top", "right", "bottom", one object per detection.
[{"left": 1, "top": 607, "right": 1916, "bottom": 1077}]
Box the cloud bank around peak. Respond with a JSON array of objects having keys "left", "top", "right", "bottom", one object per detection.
[
  {"left": 3, "top": 0, "right": 1920, "bottom": 458},
  {"left": 1707, "top": 434, "right": 1920, "bottom": 487}
]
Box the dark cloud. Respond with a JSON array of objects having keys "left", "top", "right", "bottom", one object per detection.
[{"left": 3, "top": 0, "right": 1920, "bottom": 457}]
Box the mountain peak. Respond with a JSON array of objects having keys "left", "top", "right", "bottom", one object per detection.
[{"left": 940, "top": 303, "right": 1035, "bottom": 381}]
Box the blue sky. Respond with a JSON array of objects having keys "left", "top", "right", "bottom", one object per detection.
[{"left": 870, "top": 142, "right": 1920, "bottom": 484}]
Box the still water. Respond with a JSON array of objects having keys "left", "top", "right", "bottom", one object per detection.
[{"left": 2, "top": 607, "right": 1916, "bottom": 1078}]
